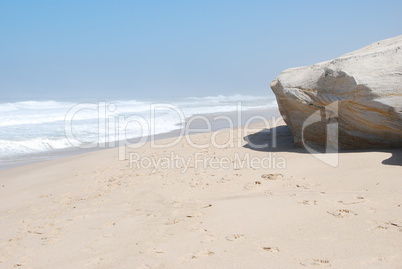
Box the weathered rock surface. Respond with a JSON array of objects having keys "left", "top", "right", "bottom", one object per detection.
[{"left": 270, "top": 35, "right": 402, "bottom": 149}]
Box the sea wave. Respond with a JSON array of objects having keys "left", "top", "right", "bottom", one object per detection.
[
  {"left": 184, "top": 94, "right": 268, "bottom": 102},
  {"left": 0, "top": 100, "right": 74, "bottom": 112},
  {"left": 0, "top": 95, "right": 278, "bottom": 159},
  {"left": 0, "top": 95, "right": 277, "bottom": 127},
  {"left": 0, "top": 138, "right": 73, "bottom": 158}
]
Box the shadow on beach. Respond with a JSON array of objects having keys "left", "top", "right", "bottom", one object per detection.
[
  {"left": 243, "top": 125, "right": 402, "bottom": 166},
  {"left": 243, "top": 125, "right": 306, "bottom": 153}
]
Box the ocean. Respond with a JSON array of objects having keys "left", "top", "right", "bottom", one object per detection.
[{"left": 0, "top": 95, "right": 277, "bottom": 168}]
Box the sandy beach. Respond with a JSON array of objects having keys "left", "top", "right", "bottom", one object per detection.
[
  {"left": 2, "top": 1, "right": 401, "bottom": 268},
  {"left": 0, "top": 118, "right": 401, "bottom": 268}
]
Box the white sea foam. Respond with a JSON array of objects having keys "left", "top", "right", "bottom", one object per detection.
[
  {"left": 0, "top": 95, "right": 277, "bottom": 159},
  {"left": 0, "top": 138, "right": 73, "bottom": 158}
]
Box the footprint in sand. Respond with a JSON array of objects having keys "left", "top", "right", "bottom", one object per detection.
[
  {"left": 201, "top": 234, "right": 218, "bottom": 243},
  {"left": 295, "top": 183, "right": 320, "bottom": 189},
  {"left": 244, "top": 181, "right": 263, "bottom": 190},
  {"left": 388, "top": 220, "right": 402, "bottom": 228},
  {"left": 262, "top": 246, "right": 280, "bottom": 253},
  {"left": 186, "top": 212, "right": 203, "bottom": 218},
  {"left": 299, "top": 200, "right": 317, "bottom": 206},
  {"left": 164, "top": 218, "right": 183, "bottom": 225},
  {"left": 39, "top": 194, "right": 53, "bottom": 198},
  {"left": 189, "top": 180, "right": 203, "bottom": 187},
  {"left": 181, "top": 250, "right": 215, "bottom": 261},
  {"left": 300, "top": 259, "right": 331, "bottom": 266},
  {"left": 41, "top": 235, "right": 62, "bottom": 245},
  {"left": 153, "top": 248, "right": 165, "bottom": 254},
  {"left": 261, "top": 173, "right": 283, "bottom": 180},
  {"left": 338, "top": 196, "right": 365, "bottom": 205},
  {"left": 225, "top": 234, "right": 246, "bottom": 241},
  {"left": 218, "top": 177, "right": 232, "bottom": 183},
  {"left": 375, "top": 224, "right": 389, "bottom": 230},
  {"left": 191, "top": 250, "right": 214, "bottom": 259},
  {"left": 327, "top": 209, "right": 357, "bottom": 218},
  {"left": 171, "top": 201, "right": 183, "bottom": 208}
]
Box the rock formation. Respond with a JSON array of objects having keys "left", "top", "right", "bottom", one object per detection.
[{"left": 270, "top": 35, "right": 402, "bottom": 149}]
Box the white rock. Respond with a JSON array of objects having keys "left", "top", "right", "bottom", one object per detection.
[{"left": 270, "top": 35, "right": 402, "bottom": 149}]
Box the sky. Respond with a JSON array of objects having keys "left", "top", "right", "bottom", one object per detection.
[{"left": 0, "top": 0, "right": 401, "bottom": 100}]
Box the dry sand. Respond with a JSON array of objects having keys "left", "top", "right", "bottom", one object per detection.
[{"left": 0, "top": 120, "right": 401, "bottom": 268}]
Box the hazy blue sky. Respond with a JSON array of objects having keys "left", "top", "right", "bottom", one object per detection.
[{"left": 1, "top": 0, "right": 401, "bottom": 100}]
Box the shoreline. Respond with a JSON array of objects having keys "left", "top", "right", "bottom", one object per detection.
[{"left": 0, "top": 108, "right": 281, "bottom": 171}]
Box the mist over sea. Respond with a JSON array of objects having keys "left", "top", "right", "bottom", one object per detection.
[{"left": 0, "top": 95, "right": 277, "bottom": 165}]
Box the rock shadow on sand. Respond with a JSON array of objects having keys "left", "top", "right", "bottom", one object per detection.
[
  {"left": 243, "top": 125, "right": 305, "bottom": 153},
  {"left": 243, "top": 125, "right": 402, "bottom": 166}
]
